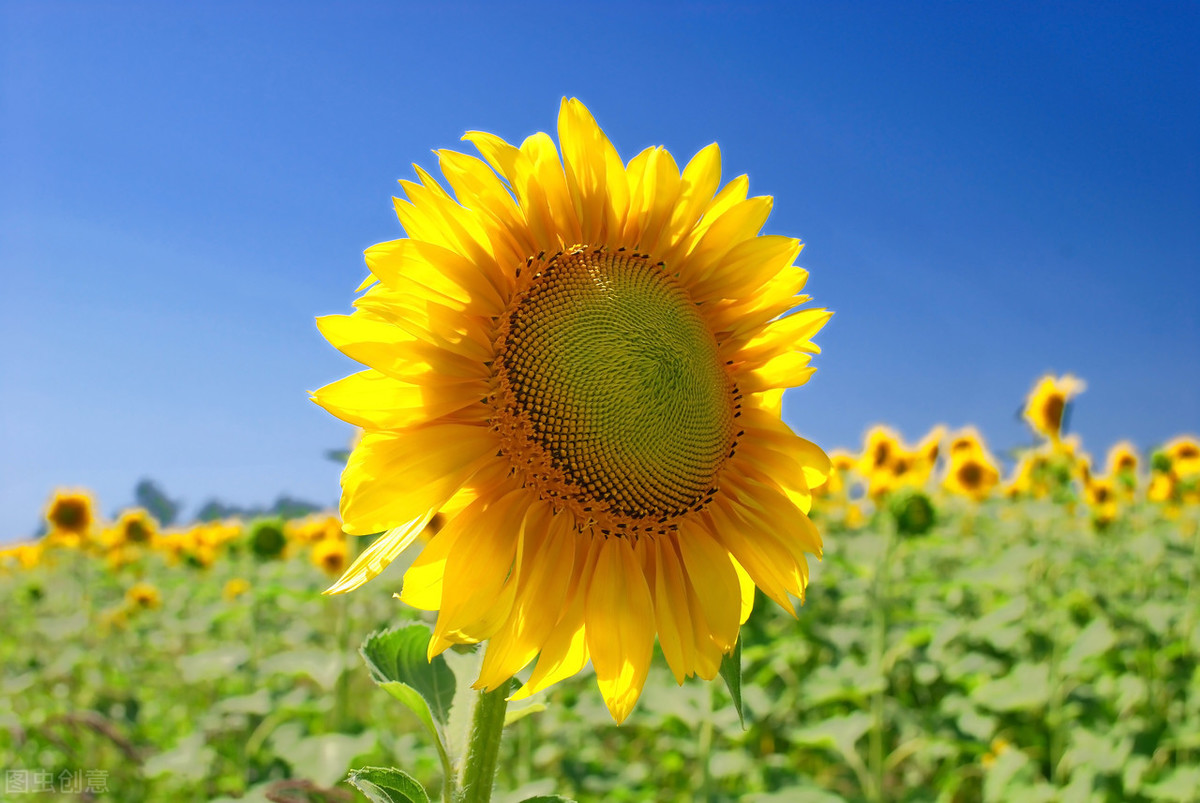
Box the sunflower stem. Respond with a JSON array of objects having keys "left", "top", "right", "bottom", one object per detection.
[{"left": 458, "top": 682, "right": 510, "bottom": 803}]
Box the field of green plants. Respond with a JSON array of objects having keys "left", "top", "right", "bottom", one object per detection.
[{"left": 3, "top": 496, "right": 1198, "bottom": 802}]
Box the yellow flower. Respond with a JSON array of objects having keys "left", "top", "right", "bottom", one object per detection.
[
  {"left": 858, "top": 426, "right": 940, "bottom": 496},
  {"left": 948, "top": 427, "right": 987, "bottom": 459},
  {"left": 944, "top": 451, "right": 1001, "bottom": 502},
  {"left": 223, "top": 577, "right": 252, "bottom": 601},
  {"left": 860, "top": 425, "right": 901, "bottom": 476},
  {"left": 1084, "top": 477, "right": 1120, "bottom": 527},
  {"left": 311, "top": 538, "right": 349, "bottom": 577},
  {"left": 113, "top": 508, "right": 158, "bottom": 546},
  {"left": 314, "top": 99, "right": 831, "bottom": 722},
  {"left": 287, "top": 513, "right": 343, "bottom": 545},
  {"left": 1163, "top": 435, "right": 1200, "bottom": 478},
  {"left": 814, "top": 450, "right": 857, "bottom": 498},
  {"left": 1023, "top": 374, "right": 1085, "bottom": 443},
  {"left": 44, "top": 489, "right": 97, "bottom": 547},
  {"left": 125, "top": 582, "right": 161, "bottom": 610},
  {"left": 0, "top": 542, "right": 42, "bottom": 571},
  {"left": 982, "top": 737, "right": 1012, "bottom": 769},
  {"left": 1106, "top": 441, "right": 1139, "bottom": 476}
]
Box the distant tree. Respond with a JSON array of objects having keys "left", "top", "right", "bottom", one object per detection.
[
  {"left": 134, "top": 479, "right": 181, "bottom": 526},
  {"left": 269, "top": 496, "right": 324, "bottom": 520},
  {"left": 194, "top": 499, "right": 243, "bottom": 523}
]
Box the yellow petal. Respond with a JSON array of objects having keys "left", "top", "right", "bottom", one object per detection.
[
  {"left": 311, "top": 370, "right": 485, "bottom": 431},
  {"left": 585, "top": 536, "right": 655, "bottom": 723},
  {"left": 653, "top": 534, "right": 697, "bottom": 683},
  {"left": 662, "top": 142, "right": 722, "bottom": 251},
  {"left": 364, "top": 238, "right": 506, "bottom": 314},
  {"left": 430, "top": 488, "right": 528, "bottom": 653},
  {"left": 675, "top": 530, "right": 741, "bottom": 652},
  {"left": 324, "top": 514, "right": 431, "bottom": 594},
  {"left": 558, "top": 98, "right": 628, "bottom": 246},
  {"left": 339, "top": 427, "right": 497, "bottom": 535},
  {"left": 316, "top": 313, "right": 489, "bottom": 384},
  {"left": 510, "top": 536, "right": 599, "bottom": 700},
  {"left": 475, "top": 511, "right": 578, "bottom": 689}
]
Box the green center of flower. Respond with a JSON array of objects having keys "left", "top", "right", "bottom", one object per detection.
[{"left": 496, "top": 247, "right": 735, "bottom": 522}]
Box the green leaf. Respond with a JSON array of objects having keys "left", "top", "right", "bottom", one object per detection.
[
  {"left": 719, "top": 636, "right": 744, "bottom": 727},
  {"left": 1060, "top": 618, "right": 1116, "bottom": 676},
  {"left": 347, "top": 767, "right": 431, "bottom": 803},
  {"left": 516, "top": 797, "right": 578, "bottom": 802},
  {"left": 790, "top": 711, "right": 872, "bottom": 763},
  {"left": 1144, "top": 766, "right": 1200, "bottom": 801},
  {"left": 361, "top": 625, "right": 456, "bottom": 726},
  {"left": 504, "top": 702, "right": 546, "bottom": 726},
  {"left": 971, "top": 662, "right": 1051, "bottom": 712},
  {"left": 290, "top": 731, "right": 379, "bottom": 787}
]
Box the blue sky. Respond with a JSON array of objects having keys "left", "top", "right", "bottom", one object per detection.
[{"left": 2, "top": 1, "right": 1197, "bottom": 538}]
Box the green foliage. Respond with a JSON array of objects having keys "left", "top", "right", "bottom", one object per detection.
[
  {"left": 347, "top": 767, "right": 430, "bottom": 803},
  {"left": 719, "top": 636, "right": 744, "bottom": 728},
  {"left": 2, "top": 501, "right": 1197, "bottom": 802},
  {"left": 360, "top": 626, "right": 455, "bottom": 728}
]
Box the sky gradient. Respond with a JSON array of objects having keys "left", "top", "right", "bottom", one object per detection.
[{"left": 2, "top": 1, "right": 1197, "bottom": 538}]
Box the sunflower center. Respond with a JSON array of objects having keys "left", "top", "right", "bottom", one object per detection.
[
  {"left": 493, "top": 247, "right": 736, "bottom": 526},
  {"left": 1042, "top": 394, "right": 1065, "bottom": 432},
  {"left": 958, "top": 462, "right": 984, "bottom": 488}
]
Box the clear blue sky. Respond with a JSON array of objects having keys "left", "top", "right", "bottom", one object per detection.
[{"left": 2, "top": 1, "right": 1197, "bottom": 538}]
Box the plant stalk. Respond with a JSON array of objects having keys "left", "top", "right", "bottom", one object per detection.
[{"left": 458, "top": 683, "right": 511, "bottom": 803}]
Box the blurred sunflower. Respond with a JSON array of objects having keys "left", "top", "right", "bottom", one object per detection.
[
  {"left": 125, "top": 582, "right": 162, "bottom": 610},
  {"left": 947, "top": 427, "right": 986, "bottom": 459},
  {"left": 1105, "top": 441, "right": 1139, "bottom": 476},
  {"left": 44, "top": 489, "right": 96, "bottom": 547},
  {"left": 1023, "top": 374, "right": 1085, "bottom": 444},
  {"left": 1163, "top": 435, "right": 1200, "bottom": 478},
  {"left": 814, "top": 450, "right": 857, "bottom": 498},
  {"left": 113, "top": 508, "right": 158, "bottom": 547},
  {"left": 1083, "top": 477, "right": 1119, "bottom": 528},
  {"left": 0, "top": 542, "right": 42, "bottom": 571},
  {"left": 223, "top": 577, "right": 252, "bottom": 601},
  {"left": 314, "top": 98, "right": 831, "bottom": 721},
  {"left": 311, "top": 538, "right": 349, "bottom": 578},
  {"left": 944, "top": 450, "right": 1000, "bottom": 502}
]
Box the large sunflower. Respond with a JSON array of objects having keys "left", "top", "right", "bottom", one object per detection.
[{"left": 314, "top": 99, "right": 831, "bottom": 722}]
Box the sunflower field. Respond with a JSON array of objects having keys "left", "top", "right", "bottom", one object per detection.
[{"left": 3, "top": 383, "right": 1198, "bottom": 803}]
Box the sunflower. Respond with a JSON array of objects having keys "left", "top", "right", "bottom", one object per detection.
[
  {"left": 943, "top": 450, "right": 1000, "bottom": 502},
  {"left": 1023, "top": 374, "right": 1085, "bottom": 444},
  {"left": 125, "top": 582, "right": 162, "bottom": 610},
  {"left": 1083, "top": 477, "right": 1119, "bottom": 528},
  {"left": 1163, "top": 435, "right": 1200, "bottom": 478},
  {"left": 223, "top": 577, "right": 252, "bottom": 601},
  {"left": 0, "top": 542, "right": 42, "bottom": 572},
  {"left": 948, "top": 427, "right": 986, "bottom": 459},
  {"left": 113, "top": 508, "right": 158, "bottom": 547},
  {"left": 314, "top": 99, "right": 831, "bottom": 722},
  {"left": 813, "top": 449, "right": 857, "bottom": 498},
  {"left": 311, "top": 537, "right": 349, "bottom": 578},
  {"left": 44, "top": 489, "right": 97, "bottom": 547},
  {"left": 1105, "top": 441, "right": 1139, "bottom": 477}
]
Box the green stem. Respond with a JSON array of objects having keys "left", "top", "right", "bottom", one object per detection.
[{"left": 458, "top": 683, "right": 511, "bottom": 803}]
